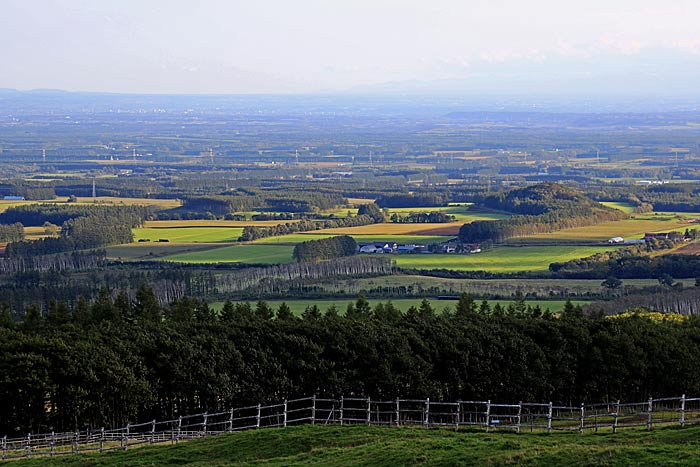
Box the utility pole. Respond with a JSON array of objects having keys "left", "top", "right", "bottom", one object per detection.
[
  {"left": 42, "top": 148, "right": 46, "bottom": 162},
  {"left": 92, "top": 179, "right": 96, "bottom": 198}
]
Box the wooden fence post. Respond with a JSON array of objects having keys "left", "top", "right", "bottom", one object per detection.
[
  {"left": 283, "top": 400, "right": 288, "bottom": 428},
  {"left": 681, "top": 394, "right": 686, "bottom": 428},
  {"left": 613, "top": 401, "right": 620, "bottom": 434},
  {"left": 25, "top": 433, "right": 31, "bottom": 458},
  {"left": 366, "top": 397, "right": 371, "bottom": 425},
  {"left": 340, "top": 397, "right": 344, "bottom": 426},
  {"left": 579, "top": 404, "right": 585, "bottom": 434},
  {"left": 72, "top": 431, "right": 79, "bottom": 454},
  {"left": 150, "top": 419, "right": 156, "bottom": 443},
  {"left": 176, "top": 416, "right": 182, "bottom": 443},
  {"left": 485, "top": 400, "right": 491, "bottom": 432},
  {"left": 311, "top": 395, "right": 316, "bottom": 425},
  {"left": 516, "top": 402, "right": 522, "bottom": 434},
  {"left": 256, "top": 404, "right": 261, "bottom": 429},
  {"left": 100, "top": 427, "right": 105, "bottom": 452},
  {"left": 647, "top": 397, "right": 653, "bottom": 431},
  {"left": 424, "top": 398, "right": 430, "bottom": 429},
  {"left": 228, "top": 408, "right": 234, "bottom": 432},
  {"left": 395, "top": 398, "right": 400, "bottom": 427},
  {"left": 125, "top": 424, "right": 130, "bottom": 450},
  {"left": 202, "top": 413, "right": 208, "bottom": 435},
  {"left": 455, "top": 401, "right": 461, "bottom": 432},
  {"left": 50, "top": 431, "right": 55, "bottom": 457},
  {"left": 547, "top": 402, "right": 553, "bottom": 433},
  {"left": 2, "top": 435, "right": 6, "bottom": 460}
]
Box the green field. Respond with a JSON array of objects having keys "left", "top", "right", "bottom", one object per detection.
[
  {"left": 134, "top": 227, "right": 243, "bottom": 243},
  {"left": 161, "top": 244, "right": 295, "bottom": 264},
  {"left": 600, "top": 201, "right": 636, "bottom": 213},
  {"left": 16, "top": 424, "right": 700, "bottom": 466},
  {"left": 394, "top": 246, "right": 618, "bottom": 272},
  {"left": 210, "top": 298, "right": 589, "bottom": 315}
]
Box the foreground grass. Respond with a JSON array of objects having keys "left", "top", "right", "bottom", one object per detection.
[{"left": 16, "top": 424, "right": 700, "bottom": 466}]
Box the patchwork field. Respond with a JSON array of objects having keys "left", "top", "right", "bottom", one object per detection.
[
  {"left": 161, "top": 244, "right": 295, "bottom": 264},
  {"left": 394, "top": 245, "right": 619, "bottom": 272},
  {"left": 306, "top": 222, "right": 464, "bottom": 236}
]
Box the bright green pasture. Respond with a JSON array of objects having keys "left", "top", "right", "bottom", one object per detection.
[
  {"left": 161, "top": 244, "right": 295, "bottom": 264},
  {"left": 394, "top": 246, "right": 618, "bottom": 272},
  {"left": 133, "top": 226, "right": 243, "bottom": 243},
  {"left": 254, "top": 233, "right": 453, "bottom": 245},
  {"left": 210, "top": 298, "right": 590, "bottom": 315},
  {"left": 600, "top": 201, "right": 636, "bottom": 213}
]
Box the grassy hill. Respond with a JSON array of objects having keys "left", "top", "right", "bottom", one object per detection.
[{"left": 16, "top": 424, "right": 700, "bottom": 466}]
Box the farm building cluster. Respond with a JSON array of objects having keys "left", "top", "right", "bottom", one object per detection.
[
  {"left": 607, "top": 232, "right": 686, "bottom": 244},
  {"left": 358, "top": 241, "right": 481, "bottom": 255}
]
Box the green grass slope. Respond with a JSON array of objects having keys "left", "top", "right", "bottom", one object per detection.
[{"left": 16, "top": 424, "right": 700, "bottom": 466}]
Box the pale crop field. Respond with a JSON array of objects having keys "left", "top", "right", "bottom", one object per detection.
[
  {"left": 143, "top": 219, "right": 301, "bottom": 228},
  {"left": 133, "top": 227, "right": 243, "bottom": 243},
  {"left": 393, "top": 245, "right": 619, "bottom": 272},
  {"left": 518, "top": 214, "right": 689, "bottom": 243}
]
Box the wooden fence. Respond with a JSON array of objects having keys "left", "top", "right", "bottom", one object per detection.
[{"left": 3, "top": 394, "right": 700, "bottom": 461}]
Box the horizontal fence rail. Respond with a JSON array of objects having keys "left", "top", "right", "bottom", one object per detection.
[{"left": 2, "top": 394, "right": 699, "bottom": 461}]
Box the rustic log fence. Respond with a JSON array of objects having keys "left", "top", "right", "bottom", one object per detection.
[{"left": 3, "top": 394, "right": 700, "bottom": 461}]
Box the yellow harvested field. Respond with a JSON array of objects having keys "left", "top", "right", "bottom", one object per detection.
[
  {"left": 307, "top": 222, "right": 464, "bottom": 236},
  {"left": 0, "top": 197, "right": 181, "bottom": 211},
  {"left": 346, "top": 198, "right": 376, "bottom": 205},
  {"left": 523, "top": 216, "right": 689, "bottom": 242},
  {"left": 143, "top": 219, "right": 300, "bottom": 228}
]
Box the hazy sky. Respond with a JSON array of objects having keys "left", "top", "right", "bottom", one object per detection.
[{"left": 2, "top": 0, "right": 700, "bottom": 95}]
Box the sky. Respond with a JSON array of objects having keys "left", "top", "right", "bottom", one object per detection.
[{"left": 2, "top": 0, "right": 700, "bottom": 95}]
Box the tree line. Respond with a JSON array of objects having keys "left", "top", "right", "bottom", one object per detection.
[
  {"left": 0, "top": 223, "right": 24, "bottom": 242},
  {"left": 292, "top": 235, "right": 357, "bottom": 262},
  {"left": 2, "top": 291, "right": 699, "bottom": 436}
]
